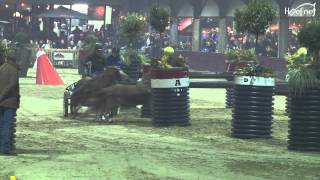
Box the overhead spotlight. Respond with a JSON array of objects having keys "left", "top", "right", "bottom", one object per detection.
[
  {"left": 5, "top": 4, "right": 9, "bottom": 8},
  {"left": 21, "top": 3, "right": 25, "bottom": 7}
]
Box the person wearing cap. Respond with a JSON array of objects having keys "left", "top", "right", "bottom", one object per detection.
[
  {"left": 0, "top": 50, "right": 20, "bottom": 155},
  {"left": 84, "top": 43, "right": 107, "bottom": 77}
]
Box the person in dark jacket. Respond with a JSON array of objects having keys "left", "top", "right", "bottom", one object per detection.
[
  {"left": 105, "top": 48, "right": 121, "bottom": 68},
  {"left": 0, "top": 51, "right": 20, "bottom": 155},
  {"left": 84, "top": 43, "right": 107, "bottom": 77}
]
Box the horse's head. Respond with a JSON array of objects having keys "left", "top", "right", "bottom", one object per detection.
[{"left": 104, "top": 67, "right": 128, "bottom": 83}]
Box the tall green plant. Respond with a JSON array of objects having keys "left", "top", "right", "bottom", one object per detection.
[
  {"left": 290, "top": 21, "right": 320, "bottom": 93},
  {"left": 118, "top": 13, "right": 146, "bottom": 48},
  {"left": 297, "top": 22, "right": 320, "bottom": 63},
  {"left": 235, "top": 0, "right": 276, "bottom": 48},
  {"left": 314, "top": 1, "right": 319, "bottom": 22},
  {"left": 0, "top": 41, "right": 7, "bottom": 64},
  {"left": 149, "top": 6, "right": 170, "bottom": 35},
  {"left": 120, "top": 49, "right": 150, "bottom": 66},
  {"left": 82, "top": 33, "right": 99, "bottom": 51},
  {"left": 14, "top": 32, "right": 30, "bottom": 44}
]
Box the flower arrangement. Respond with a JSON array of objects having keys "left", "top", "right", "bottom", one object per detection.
[
  {"left": 225, "top": 48, "right": 257, "bottom": 64},
  {"left": 150, "top": 47, "right": 188, "bottom": 69},
  {"left": 120, "top": 49, "right": 150, "bottom": 66},
  {"left": 286, "top": 20, "right": 320, "bottom": 94},
  {"left": 234, "top": 63, "right": 274, "bottom": 77}
]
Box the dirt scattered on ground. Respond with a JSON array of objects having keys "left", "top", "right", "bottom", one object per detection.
[{"left": 0, "top": 69, "right": 319, "bottom": 180}]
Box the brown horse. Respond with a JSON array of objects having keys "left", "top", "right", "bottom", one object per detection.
[
  {"left": 86, "top": 83, "right": 151, "bottom": 121},
  {"left": 70, "top": 67, "right": 128, "bottom": 109}
]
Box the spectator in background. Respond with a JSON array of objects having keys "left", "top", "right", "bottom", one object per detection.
[
  {"left": 242, "top": 36, "right": 251, "bottom": 49},
  {"left": 60, "top": 31, "right": 67, "bottom": 42},
  {"left": 72, "top": 26, "right": 82, "bottom": 44},
  {"left": 265, "top": 44, "right": 277, "bottom": 57},
  {"left": 42, "top": 39, "right": 52, "bottom": 50},
  {"left": 57, "top": 39, "right": 68, "bottom": 49},
  {"left": 105, "top": 48, "right": 122, "bottom": 69},
  {"left": 94, "top": 29, "right": 99, "bottom": 38},
  {"left": 99, "top": 25, "right": 106, "bottom": 42}
]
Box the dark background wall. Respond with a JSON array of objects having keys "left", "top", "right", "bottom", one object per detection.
[{"left": 175, "top": 51, "right": 288, "bottom": 79}]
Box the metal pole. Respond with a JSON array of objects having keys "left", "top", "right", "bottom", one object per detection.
[
  {"left": 14, "top": 3, "right": 17, "bottom": 33},
  {"left": 69, "top": 4, "right": 72, "bottom": 36},
  {"left": 103, "top": 4, "right": 106, "bottom": 27}
]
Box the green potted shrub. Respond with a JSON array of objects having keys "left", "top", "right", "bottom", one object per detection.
[
  {"left": 120, "top": 49, "right": 149, "bottom": 83},
  {"left": 82, "top": 33, "right": 99, "bottom": 51},
  {"left": 118, "top": 13, "right": 146, "bottom": 83},
  {"left": 118, "top": 13, "right": 145, "bottom": 49},
  {"left": 78, "top": 33, "right": 99, "bottom": 75},
  {"left": 148, "top": 6, "right": 170, "bottom": 56},
  {"left": 149, "top": 47, "right": 190, "bottom": 126},
  {"left": 224, "top": 48, "right": 257, "bottom": 72},
  {"left": 14, "top": 32, "right": 32, "bottom": 77},
  {"left": 234, "top": 0, "right": 276, "bottom": 50},
  {"left": 224, "top": 48, "right": 257, "bottom": 108},
  {"left": 286, "top": 21, "right": 320, "bottom": 151},
  {"left": 0, "top": 41, "right": 6, "bottom": 66},
  {"left": 231, "top": 0, "right": 276, "bottom": 139}
]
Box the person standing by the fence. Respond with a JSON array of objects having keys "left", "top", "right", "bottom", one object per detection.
[{"left": 0, "top": 50, "right": 20, "bottom": 155}]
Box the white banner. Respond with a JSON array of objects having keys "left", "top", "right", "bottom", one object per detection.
[
  {"left": 53, "top": 52, "right": 74, "bottom": 61},
  {"left": 151, "top": 78, "right": 190, "bottom": 88},
  {"left": 234, "top": 76, "right": 275, "bottom": 87}
]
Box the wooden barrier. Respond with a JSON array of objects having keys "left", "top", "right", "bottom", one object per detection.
[
  {"left": 175, "top": 51, "right": 288, "bottom": 80},
  {"left": 189, "top": 71, "right": 289, "bottom": 95},
  {"left": 189, "top": 71, "right": 233, "bottom": 79},
  {"left": 189, "top": 79, "right": 289, "bottom": 95},
  {"left": 190, "top": 80, "right": 232, "bottom": 88},
  {"left": 44, "top": 49, "right": 79, "bottom": 68}
]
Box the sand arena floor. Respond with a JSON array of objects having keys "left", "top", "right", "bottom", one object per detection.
[{"left": 0, "top": 69, "right": 319, "bottom": 180}]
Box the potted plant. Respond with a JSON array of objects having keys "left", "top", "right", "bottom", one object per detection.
[
  {"left": 224, "top": 48, "right": 257, "bottom": 108},
  {"left": 118, "top": 13, "right": 146, "bottom": 83},
  {"left": 231, "top": 0, "right": 276, "bottom": 139},
  {"left": 286, "top": 21, "right": 320, "bottom": 151},
  {"left": 14, "top": 32, "right": 32, "bottom": 77},
  {"left": 231, "top": 63, "right": 275, "bottom": 138},
  {"left": 224, "top": 48, "right": 257, "bottom": 72},
  {"left": 120, "top": 49, "right": 149, "bottom": 83},
  {"left": 148, "top": 6, "right": 170, "bottom": 57},
  {"left": 0, "top": 40, "right": 6, "bottom": 66},
  {"left": 234, "top": 0, "right": 276, "bottom": 51},
  {"left": 78, "top": 33, "right": 99, "bottom": 75},
  {"left": 150, "top": 47, "right": 190, "bottom": 126},
  {"left": 118, "top": 13, "right": 145, "bottom": 49}
]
